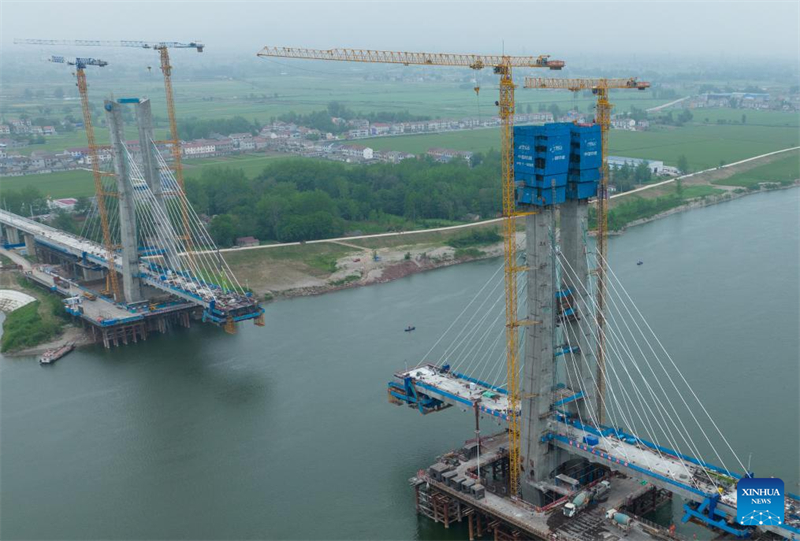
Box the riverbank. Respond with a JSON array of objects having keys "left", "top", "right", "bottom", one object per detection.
[
  {"left": 0, "top": 264, "right": 91, "bottom": 357},
  {"left": 239, "top": 179, "right": 798, "bottom": 301}
]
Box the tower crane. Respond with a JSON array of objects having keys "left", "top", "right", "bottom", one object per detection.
[
  {"left": 257, "top": 46, "right": 565, "bottom": 496},
  {"left": 522, "top": 77, "right": 650, "bottom": 424},
  {"left": 14, "top": 38, "right": 202, "bottom": 248},
  {"left": 48, "top": 55, "right": 121, "bottom": 301}
]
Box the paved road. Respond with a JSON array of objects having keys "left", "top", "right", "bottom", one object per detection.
[
  {"left": 212, "top": 146, "right": 800, "bottom": 255},
  {"left": 645, "top": 96, "right": 690, "bottom": 112}
]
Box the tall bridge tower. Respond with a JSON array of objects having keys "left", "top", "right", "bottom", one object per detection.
[
  {"left": 105, "top": 99, "right": 143, "bottom": 303},
  {"left": 515, "top": 123, "right": 603, "bottom": 504}
]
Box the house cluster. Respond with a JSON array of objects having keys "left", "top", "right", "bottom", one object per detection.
[
  {"left": 341, "top": 112, "right": 555, "bottom": 140},
  {"left": 688, "top": 92, "right": 798, "bottom": 112},
  {"left": 609, "top": 117, "right": 650, "bottom": 131},
  {"left": 1, "top": 109, "right": 574, "bottom": 176},
  {"left": 0, "top": 119, "right": 58, "bottom": 137}
]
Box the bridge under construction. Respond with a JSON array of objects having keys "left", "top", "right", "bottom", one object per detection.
[{"left": 0, "top": 96, "right": 262, "bottom": 346}]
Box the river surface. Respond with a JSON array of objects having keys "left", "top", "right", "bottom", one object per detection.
[{"left": 1, "top": 189, "right": 798, "bottom": 540}]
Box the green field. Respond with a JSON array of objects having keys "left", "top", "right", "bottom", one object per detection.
[
  {"left": 364, "top": 122, "right": 800, "bottom": 171},
  {"left": 0, "top": 153, "right": 296, "bottom": 199},
  {"left": 0, "top": 169, "right": 98, "bottom": 198},
  {"left": 2, "top": 68, "right": 675, "bottom": 125},
  {"left": 712, "top": 153, "right": 800, "bottom": 188}
]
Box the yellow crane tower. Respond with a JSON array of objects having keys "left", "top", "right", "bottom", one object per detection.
[
  {"left": 257, "top": 46, "right": 565, "bottom": 495},
  {"left": 14, "top": 38, "right": 202, "bottom": 251},
  {"left": 47, "top": 55, "right": 121, "bottom": 301},
  {"left": 522, "top": 77, "right": 650, "bottom": 424}
]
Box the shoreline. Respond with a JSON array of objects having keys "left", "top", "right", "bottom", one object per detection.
[
  {"left": 2, "top": 182, "right": 796, "bottom": 358},
  {"left": 270, "top": 181, "right": 799, "bottom": 301}
]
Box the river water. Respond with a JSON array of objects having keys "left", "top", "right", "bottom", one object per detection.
[{"left": 1, "top": 189, "right": 798, "bottom": 540}]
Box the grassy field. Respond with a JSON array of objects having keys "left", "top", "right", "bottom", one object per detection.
[
  {"left": 3, "top": 67, "right": 674, "bottom": 124},
  {"left": 0, "top": 153, "right": 293, "bottom": 199},
  {"left": 0, "top": 276, "right": 70, "bottom": 353},
  {"left": 712, "top": 153, "right": 800, "bottom": 188},
  {"left": 0, "top": 169, "right": 98, "bottom": 198},
  {"left": 365, "top": 121, "right": 800, "bottom": 171},
  {"left": 4, "top": 121, "right": 798, "bottom": 200}
]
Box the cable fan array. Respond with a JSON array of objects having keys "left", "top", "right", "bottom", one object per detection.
[
  {"left": 80, "top": 139, "right": 249, "bottom": 307},
  {"left": 414, "top": 226, "right": 747, "bottom": 490}
]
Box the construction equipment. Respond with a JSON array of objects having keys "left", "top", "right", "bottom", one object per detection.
[
  {"left": 48, "top": 55, "right": 121, "bottom": 301},
  {"left": 15, "top": 38, "right": 202, "bottom": 249},
  {"left": 257, "top": 46, "right": 565, "bottom": 496},
  {"left": 563, "top": 480, "right": 611, "bottom": 517},
  {"left": 522, "top": 77, "right": 650, "bottom": 424}
]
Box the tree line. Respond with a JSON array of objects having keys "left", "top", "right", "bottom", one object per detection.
[{"left": 185, "top": 151, "right": 502, "bottom": 246}]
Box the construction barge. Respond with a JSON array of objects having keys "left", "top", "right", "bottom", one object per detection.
[{"left": 411, "top": 430, "right": 678, "bottom": 541}]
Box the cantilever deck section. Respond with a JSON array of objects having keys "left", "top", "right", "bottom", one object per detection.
[{"left": 0, "top": 209, "right": 263, "bottom": 326}]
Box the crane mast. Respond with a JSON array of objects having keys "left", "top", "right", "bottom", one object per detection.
[
  {"left": 156, "top": 46, "right": 193, "bottom": 254},
  {"left": 522, "top": 77, "right": 650, "bottom": 424},
  {"left": 257, "top": 46, "right": 564, "bottom": 496},
  {"left": 72, "top": 60, "right": 121, "bottom": 301},
  {"left": 16, "top": 37, "right": 203, "bottom": 266}
]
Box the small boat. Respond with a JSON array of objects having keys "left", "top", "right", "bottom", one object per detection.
[
  {"left": 404, "top": 326, "right": 416, "bottom": 333},
  {"left": 39, "top": 343, "right": 75, "bottom": 365},
  {"left": 637, "top": 261, "right": 644, "bottom": 266}
]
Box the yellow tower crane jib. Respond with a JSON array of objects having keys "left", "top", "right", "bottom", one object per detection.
[
  {"left": 256, "top": 47, "right": 566, "bottom": 497},
  {"left": 521, "top": 76, "right": 650, "bottom": 425}
]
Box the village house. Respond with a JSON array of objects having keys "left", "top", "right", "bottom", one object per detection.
[
  {"left": 370, "top": 123, "right": 391, "bottom": 136},
  {"left": 341, "top": 144, "right": 374, "bottom": 161},
  {"left": 427, "top": 148, "right": 473, "bottom": 164},
  {"left": 235, "top": 236, "right": 259, "bottom": 248},
  {"left": 347, "top": 128, "right": 369, "bottom": 139},
  {"left": 183, "top": 140, "right": 216, "bottom": 158}
]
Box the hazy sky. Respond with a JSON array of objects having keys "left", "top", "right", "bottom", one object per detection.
[{"left": 1, "top": 1, "right": 798, "bottom": 62}]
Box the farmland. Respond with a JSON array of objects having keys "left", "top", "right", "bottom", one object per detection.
[
  {"left": 0, "top": 153, "right": 294, "bottom": 199},
  {"left": 712, "top": 153, "right": 800, "bottom": 188},
  {"left": 364, "top": 122, "right": 799, "bottom": 170}
]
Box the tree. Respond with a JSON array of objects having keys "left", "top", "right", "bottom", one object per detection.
[
  {"left": 548, "top": 104, "right": 562, "bottom": 119},
  {"left": 677, "top": 155, "right": 689, "bottom": 174},
  {"left": 634, "top": 162, "right": 652, "bottom": 184},
  {"left": 741, "top": 114, "right": 747, "bottom": 124},
  {"left": 209, "top": 214, "right": 237, "bottom": 247},
  {"left": 74, "top": 196, "right": 92, "bottom": 215},
  {"left": 675, "top": 178, "right": 684, "bottom": 198}
]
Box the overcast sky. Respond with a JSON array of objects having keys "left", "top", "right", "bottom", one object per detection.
[{"left": 1, "top": 1, "right": 798, "bottom": 62}]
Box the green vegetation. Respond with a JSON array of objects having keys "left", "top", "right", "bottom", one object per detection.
[
  {"left": 365, "top": 123, "right": 799, "bottom": 172},
  {"left": 223, "top": 242, "right": 354, "bottom": 276},
  {"left": 447, "top": 228, "right": 501, "bottom": 249},
  {"left": 712, "top": 154, "right": 800, "bottom": 188},
  {"left": 602, "top": 195, "right": 687, "bottom": 231},
  {"left": 278, "top": 102, "right": 429, "bottom": 134},
  {"left": 454, "top": 247, "right": 484, "bottom": 259},
  {"left": 178, "top": 116, "right": 257, "bottom": 140},
  {"left": 1, "top": 277, "right": 70, "bottom": 353},
  {"left": 187, "top": 153, "right": 502, "bottom": 246},
  {"left": 678, "top": 185, "right": 725, "bottom": 198},
  {"left": 1, "top": 302, "right": 62, "bottom": 352},
  {"left": 329, "top": 274, "right": 361, "bottom": 286}
]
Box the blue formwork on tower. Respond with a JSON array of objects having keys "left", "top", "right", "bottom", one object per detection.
[
  {"left": 569, "top": 124, "right": 602, "bottom": 170},
  {"left": 565, "top": 123, "right": 602, "bottom": 201},
  {"left": 516, "top": 185, "right": 567, "bottom": 207},
  {"left": 514, "top": 123, "right": 570, "bottom": 176}
]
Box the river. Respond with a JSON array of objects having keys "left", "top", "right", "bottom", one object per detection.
[{"left": 1, "top": 189, "right": 798, "bottom": 540}]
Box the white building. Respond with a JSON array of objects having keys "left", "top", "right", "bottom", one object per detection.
[{"left": 608, "top": 156, "right": 664, "bottom": 175}]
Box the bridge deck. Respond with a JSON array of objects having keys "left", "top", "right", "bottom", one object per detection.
[
  {"left": 1, "top": 209, "right": 262, "bottom": 322},
  {"left": 390, "top": 364, "right": 800, "bottom": 540}
]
